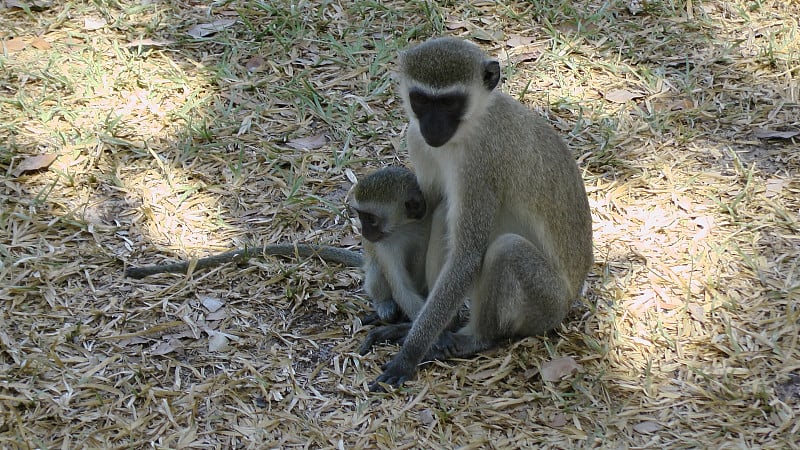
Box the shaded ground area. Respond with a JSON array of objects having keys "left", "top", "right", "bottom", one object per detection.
[{"left": 1, "top": 0, "right": 798, "bottom": 448}]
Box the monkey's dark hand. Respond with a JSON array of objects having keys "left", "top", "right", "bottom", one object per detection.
[
  {"left": 369, "top": 354, "right": 417, "bottom": 392},
  {"left": 358, "top": 323, "right": 411, "bottom": 355},
  {"left": 423, "top": 330, "right": 475, "bottom": 361}
]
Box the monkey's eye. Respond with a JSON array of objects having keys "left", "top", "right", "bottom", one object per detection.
[
  {"left": 409, "top": 91, "right": 431, "bottom": 107},
  {"left": 438, "top": 95, "right": 463, "bottom": 112},
  {"left": 359, "top": 212, "right": 379, "bottom": 228}
]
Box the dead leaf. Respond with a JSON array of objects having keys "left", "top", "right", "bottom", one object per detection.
[
  {"left": 4, "top": 0, "right": 52, "bottom": 11},
  {"left": 14, "top": 153, "right": 57, "bottom": 176},
  {"left": 688, "top": 303, "right": 705, "bottom": 323},
  {"left": 30, "top": 36, "right": 50, "bottom": 50},
  {"left": 286, "top": 134, "right": 327, "bottom": 150},
  {"left": 633, "top": 421, "right": 662, "bottom": 434},
  {"left": 467, "top": 368, "right": 497, "bottom": 381},
  {"left": 540, "top": 356, "right": 581, "bottom": 382},
  {"left": 338, "top": 235, "right": 359, "bottom": 247},
  {"left": 523, "top": 367, "right": 539, "bottom": 380},
  {"left": 546, "top": 413, "right": 568, "bottom": 428},
  {"left": 444, "top": 18, "right": 470, "bottom": 31},
  {"left": 245, "top": 56, "right": 265, "bottom": 73},
  {"left": 187, "top": 18, "right": 237, "bottom": 39},
  {"left": 753, "top": 128, "right": 799, "bottom": 140},
  {"left": 765, "top": 178, "right": 789, "bottom": 198},
  {"left": 208, "top": 332, "right": 229, "bottom": 352},
  {"left": 469, "top": 28, "right": 504, "bottom": 42},
  {"left": 84, "top": 16, "right": 107, "bottom": 31},
  {"left": 206, "top": 308, "right": 228, "bottom": 321},
  {"left": 508, "top": 43, "right": 546, "bottom": 64},
  {"left": 506, "top": 34, "right": 536, "bottom": 47},
  {"left": 199, "top": 295, "right": 224, "bottom": 312},
  {"left": 605, "top": 89, "right": 643, "bottom": 103},
  {"left": 671, "top": 194, "right": 691, "bottom": 212},
  {"left": 627, "top": 0, "right": 645, "bottom": 15},
  {"left": 3, "top": 37, "right": 27, "bottom": 52},
  {"left": 125, "top": 38, "right": 175, "bottom": 48},
  {"left": 150, "top": 338, "right": 181, "bottom": 355},
  {"left": 419, "top": 409, "right": 436, "bottom": 426}
]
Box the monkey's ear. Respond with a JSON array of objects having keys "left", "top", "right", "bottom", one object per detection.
[
  {"left": 404, "top": 197, "right": 426, "bottom": 220},
  {"left": 483, "top": 60, "right": 501, "bottom": 90}
]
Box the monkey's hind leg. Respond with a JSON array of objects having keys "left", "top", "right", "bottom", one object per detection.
[
  {"left": 362, "top": 261, "right": 408, "bottom": 326},
  {"left": 425, "top": 233, "right": 570, "bottom": 361}
]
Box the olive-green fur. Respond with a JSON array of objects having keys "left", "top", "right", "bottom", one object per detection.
[
  {"left": 353, "top": 166, "right": 421, "bottom": 205},
  {"left": 400, "top": 36, "right": 486, "bottom": 89}
]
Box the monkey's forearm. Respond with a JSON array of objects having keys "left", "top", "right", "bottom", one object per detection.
[{"left": 125, "top": 244, "right": 363, "bottom": 279}]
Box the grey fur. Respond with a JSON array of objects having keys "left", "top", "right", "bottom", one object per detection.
[
  {"left": 349, "top": 166, "right": 433, "bottom": 328},
  {"left": 370, "top": 37, "right": 593, "bottom": 390}
]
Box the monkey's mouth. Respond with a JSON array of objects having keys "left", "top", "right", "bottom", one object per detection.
[{"left": 420, "top": 127, "right": 458, "bottom": 148}]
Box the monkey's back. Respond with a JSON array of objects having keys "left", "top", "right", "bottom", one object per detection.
[{"left": 475, "top": 92, "right": 593, "bottom": 297}]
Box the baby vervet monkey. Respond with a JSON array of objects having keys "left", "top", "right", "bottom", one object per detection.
[
  {"left": 366, "top": 36, "right": 594, "bottom": 391},
  {"left": 348, "top": 165, "right": 433, "bottom": 326},
  {"left": 124, "top": 167, "right": 434, "bottom": 329}
]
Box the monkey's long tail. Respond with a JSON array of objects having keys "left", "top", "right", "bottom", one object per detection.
[{"left": 124, "top": 244, "right": 363, "bottom": 279}]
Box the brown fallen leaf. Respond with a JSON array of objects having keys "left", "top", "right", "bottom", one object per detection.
[
  {"left": 150, "top": 338, "right": 182, "bottom": 356},
  {"left": 187, "top": 18, "right": 237, "bottom": 39},
  {"left": 4, "top": 0, "right": 52, "bottom": 11},
  {"left": 604, "top": 89, "right": 643, "bottom": 103},
  {"left": 688, "top": 303, "right": 705, "bottom": 323},
  {"left": 208, "top": 332, "right": 229, "bottom": 352},
  {"left": 540, "top": 356, "right": 581, "bottom": 382},
  {"left": 765, "top": 178, "right": 790, "bottom": 198},
  {"left": 14, "top": 153, "right": 57, "bottom": 176},
  {"left": 206, "top": 308, "right": 228, "bottom": 322},
  {"left": 444, "top": 18, "right": 470, "bottom": 31},
  {"left": 633, "top": 420, "right": 662, "bottom": 434},
  {"left": 753, "top": 128, "right": 799, "bottom": 140},
  {"left": 286, "top": 134, "right": 327, "bottom": 150},
  {"left": 469, "top": 28, "right": 504, "bottom": 42},
  {"left": 546, "top": 412, "right": 568, "bottom": 428},
  {"left": 506, "top": 34, "right": 536, "bottom": 47},
  {"left": 30, "top": 36, "right": 51, "bottom": 50},
  {"left": 84, "top": 16, "right": 107, "bottom": 31},
  {"left": 199, "top": 295, "right": 224, "bottom": 313},
  {"left": 124, "top": 38, "right": 175, "bottom": 48},
  {"left": 3, "top": 37, "right": 27, "bottom": 52},
  {"left": 245, "top": 55, "right": 265, "bottom": 73},
  {"left": 419, "top": 409, "right": 436, "bottom": 426}
]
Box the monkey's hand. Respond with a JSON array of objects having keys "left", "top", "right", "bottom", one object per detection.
[
  {"left": 358, "top": 323, "right": 411, "bottom": 355},
  {"left": 369, "top": 354, "right": 417, "bottom": 392},
  {"left": 422, "top": 331, "right": 462, "bottom": 361}
]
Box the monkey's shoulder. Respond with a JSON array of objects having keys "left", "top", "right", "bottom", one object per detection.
[{"left": 486, "top": 93, "right": 558, "bottom": 130}]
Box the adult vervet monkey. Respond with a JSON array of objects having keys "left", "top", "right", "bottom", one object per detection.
[{"left": 367, "top": 36, "right": 593, "bottom": 390}]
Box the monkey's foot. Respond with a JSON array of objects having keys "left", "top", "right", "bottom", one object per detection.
[
  {"left": 360, "top": 310, "right": 409, "bottom": 326},
  {"left": 369, "top": 354, "right": 418, "bottom": 392},
  {"left": 423, "top": 331, "right": 491, "bottom": 361},
  {"left": 360, "top": 312, "right": 382, "bottom": 326},
  {"left": 358, "top": 323, "right": 411, "bottom": 355}
]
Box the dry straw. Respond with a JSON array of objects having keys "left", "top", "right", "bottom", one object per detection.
[{"left": 1, "top": 0, "right": 798, "bottom": 448}]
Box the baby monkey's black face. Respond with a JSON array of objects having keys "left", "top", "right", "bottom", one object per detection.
[
  {"left": 408, "top": 89, "right": 467, "bottom": 147},
  {"left": 356, "top": 210, "right": 385, "bottom": 243}
]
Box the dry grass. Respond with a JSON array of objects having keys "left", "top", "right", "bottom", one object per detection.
[{"left": 1, "top": 0, "right": 799, "bottom": 448}]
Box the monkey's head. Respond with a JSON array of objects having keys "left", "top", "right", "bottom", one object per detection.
[
  {"left": 349, "top": 166, "right": 426, "bottom": 243},
  {"left": 399, "top": 36, "right": 501, "bottom": 148}
]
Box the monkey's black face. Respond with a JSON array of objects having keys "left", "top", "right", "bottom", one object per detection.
[
  {"left": 357, "top": 211, "right": 386, "bottom": 242},
  {"left": 408, "top": 89, "right": 466, "bottom": 147}
]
